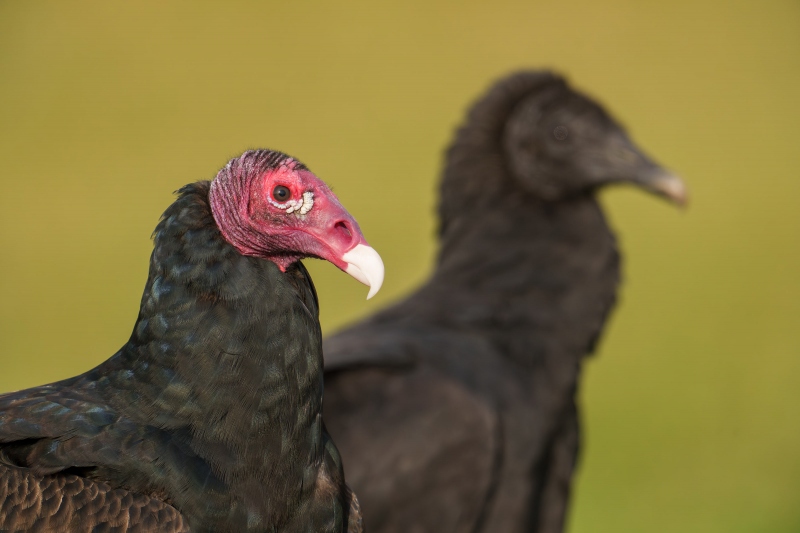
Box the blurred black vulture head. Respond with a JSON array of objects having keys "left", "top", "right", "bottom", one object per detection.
[
  {"left": 504, "top": 74, "right": 686, "bottom": 203},
  {"left": 440, "top": 71, "right": 686, "bottom": 231}
]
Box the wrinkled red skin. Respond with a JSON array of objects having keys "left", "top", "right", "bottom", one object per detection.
[{"left": 210, "top": 158, "right": 368, "bottom": 272}]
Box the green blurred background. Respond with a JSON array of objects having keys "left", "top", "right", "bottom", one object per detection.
[{"left": 1, "top": 1, "right": 798, "bottom": 531}]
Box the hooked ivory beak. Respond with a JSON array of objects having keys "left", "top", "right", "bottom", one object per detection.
[{"left": 342, "top": 244, "right": 385, "bottom": 300}]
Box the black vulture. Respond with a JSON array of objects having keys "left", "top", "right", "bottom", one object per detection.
[
  {"left": 0, "top": 149, "right": 384, "bottom": 532},
  {"left": 323, "top": 71, "right": 686, "bottom": 533}
]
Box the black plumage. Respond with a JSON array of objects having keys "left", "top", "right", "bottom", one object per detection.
[
  {"left": 0, "top": 150, "right": 372, "bottom": 532},
  {"left": 322, "top": 71, "right": 686, "bottom": 533}
]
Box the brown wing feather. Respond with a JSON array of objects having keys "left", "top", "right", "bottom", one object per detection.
[
  {"left": 0, "top": 464, "right": 189, "bottom": 532},
  {"left": 345, "top": 485, "right": 365, "bottom": 533}
]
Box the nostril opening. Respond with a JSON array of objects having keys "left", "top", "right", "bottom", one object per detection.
[
  {"left": 334, "top": 220, "right": 358, "bottom": 248},
  {"left": 335, "top": 221, "right": 352, "bottom": 239}
]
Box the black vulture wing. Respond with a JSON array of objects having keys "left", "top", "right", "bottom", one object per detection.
[{"left": 324, "top": 324, "right": 502, "bottom": 533}]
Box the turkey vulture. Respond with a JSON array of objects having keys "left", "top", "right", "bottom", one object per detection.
[
  {"left": 0, "top": 149, "right": 383, "bottom": 532},
  {"left": 322, "top": 71, "right": 687, "bottom": 533}
]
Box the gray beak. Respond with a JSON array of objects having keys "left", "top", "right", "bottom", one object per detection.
[
  {"left": 597, "top": 133, "right": 689, "bottom": 207},
  {"left": 637, "top": 170, "right": 689, "bottom": 206}
]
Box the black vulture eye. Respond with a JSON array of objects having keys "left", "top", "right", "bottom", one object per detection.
[
  {"left": 272, "top": 185, "right": 291, "bottom": 202},
  {"left": 553, "top": 125, "right": 569, "bottom": 141}
]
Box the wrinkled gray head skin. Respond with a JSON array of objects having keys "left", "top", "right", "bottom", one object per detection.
[
  {"left": 504, "top": 74, "right": 684, "bottom": 202},
  {"left": 440, "top": 71, "right": 686, "bottom": 232}
]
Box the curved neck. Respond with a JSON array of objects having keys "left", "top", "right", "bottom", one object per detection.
[
  {"left": 423, "top": 176, "right": 620, "bottom": 369},
  {"left": 98, "top": 182, "right": 325, "bottom": 522}
]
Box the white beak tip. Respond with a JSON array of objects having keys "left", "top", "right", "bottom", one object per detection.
[
  {"left": 649, "top": 172, "right": 689, "bottom": 207},
  {"left": 343, "top": 244, "right": 385, "bottom": 300}
]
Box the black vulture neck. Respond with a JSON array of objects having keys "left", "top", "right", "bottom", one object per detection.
[
  {"left": 431, "top": 146, "right": 620, "bottom": 369},
  {"left": 99, "top": 181, "right": 325, "bottom": 518}
]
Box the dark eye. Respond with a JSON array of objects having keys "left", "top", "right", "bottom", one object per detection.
[
  {"left": 553, "top": 125, "right": 569, "bottom": 141},
  {"left": 272, "top": 185, "right": 291, "bottom": 202}
]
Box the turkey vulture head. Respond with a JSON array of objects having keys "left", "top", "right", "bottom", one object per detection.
[
  {"left": 503, "top": 74, "right": 687, "bottom": 205},
  {"left": 209, "top": 149, "right": 384, "bottom": 299}
]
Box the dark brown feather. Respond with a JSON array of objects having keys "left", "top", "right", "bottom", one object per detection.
[{"left": 0, "top": 464, "right": 188, "bottom": 532}]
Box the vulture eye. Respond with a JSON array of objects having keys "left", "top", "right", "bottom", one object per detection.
[
  {"left": 272, "top": 185, "right": 291, "bottom": 202},
  {"left": 553, "top": 125, "right": 569, "bottom": 141}
]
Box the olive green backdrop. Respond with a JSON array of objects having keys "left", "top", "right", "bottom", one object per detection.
[{"left": 1, "top": 1, "right": 798, "bottom": 531}]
